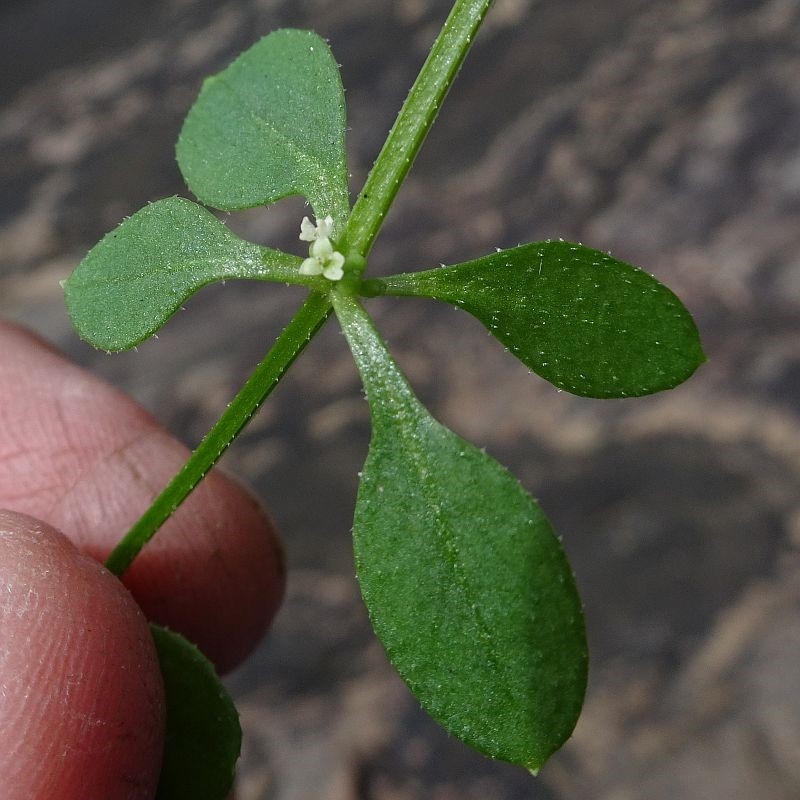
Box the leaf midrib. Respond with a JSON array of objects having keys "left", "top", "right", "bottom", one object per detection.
[{"left": 383, "top": 402, "right": 519, "bottom": 727}]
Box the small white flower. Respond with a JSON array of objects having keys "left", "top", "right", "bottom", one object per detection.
[
  {"left": 298, "top": 215, "right": 344, "bottom": 281},
  {"left": 299, "top": 215, "right": 334, "bottom": 242}
]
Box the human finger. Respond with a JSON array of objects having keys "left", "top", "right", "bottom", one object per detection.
[
  {"left": 0, "top": 321, "right": 285, "bottom": 673},
  {"left": 0, "top": 509, "right": 165, "bottom": 800}
]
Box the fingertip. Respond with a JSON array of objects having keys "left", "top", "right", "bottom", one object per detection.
[
  {"left": 0, "top": 510, "right": 165, "bottom": 800},
  {"left": 0, "top": 322, "right": 286, "bottom": 674}
]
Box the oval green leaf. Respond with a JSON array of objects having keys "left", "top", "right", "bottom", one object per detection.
[
  {"left": 151, "top": 624, "right": 241, "bottom": 800},
  {"left": 380, "top": 240, "right": 705, "bottom": 398},
  {"left": 176, "top": 29, "right": 350, "bottom": 227},
  {"left": 333, "top": 293, "right": 587, "bottom": 771},
  {"left": 64, "top": 196, "right": 308, "bottom": 351}
]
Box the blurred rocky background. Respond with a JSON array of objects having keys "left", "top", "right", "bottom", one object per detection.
[{"left": 2, "top": 0, "right": 800, "bottom": 797}]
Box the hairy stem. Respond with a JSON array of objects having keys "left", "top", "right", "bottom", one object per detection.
[
  {"left": 340, "top": 0, "right": 494, "bottom": 258},
  {"left": 105, "top": 292, "right": 332, "bottom": 576}
]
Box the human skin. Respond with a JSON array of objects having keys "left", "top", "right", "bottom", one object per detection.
[
  {"left": 0, "top": 510, "right": 165, "bottom": 800},
  {"left": 0, "top": 320, "right": 285, "bottom": 798}
]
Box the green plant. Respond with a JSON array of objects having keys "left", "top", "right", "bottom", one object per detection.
[{"left": 63, "top": 1, "right": 704, "bottom": 796}]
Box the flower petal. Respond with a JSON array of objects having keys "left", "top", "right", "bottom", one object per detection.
[
  {"left": 323, "top": 262, "right": 344, "bottom": 281},
  {"left": 317, "top": 216, "right": 334, "bottom": 239},
  {"left": 311, "top": 237, "right": 334, "bottom": 259},
  {"left": 299, "top": 217, "right": 317, "bottom": 242},
  {"left": 299, "top": 257, "right": 323, "bottom": 275}
]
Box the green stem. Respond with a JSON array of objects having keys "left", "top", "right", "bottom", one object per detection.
[
  {"left": 340, "top": 0, "right": 494, "bottom": 258},
  {"left": 105, "top": 291, "right": 332, "bottom": 576}
]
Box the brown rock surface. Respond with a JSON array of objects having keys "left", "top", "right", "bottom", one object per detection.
[{"left": 2, "top": 0, "right": 799, "bottom": 797}]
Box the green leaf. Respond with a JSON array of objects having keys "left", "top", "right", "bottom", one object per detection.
[
  {"left": 64, "top": 196, "right": 307, "bottom": 351},
  {"left": 379, "top": 240, "right": 705, "bottom": 398},
  {"left": 333, "top": 292, "right": 587, "bottom": 771},
  {"left": 151, "top": 624, "right": 241, "bottom": 800},
  {"left": 176, "top": 29, "right": 350, "bottom": 227}
]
